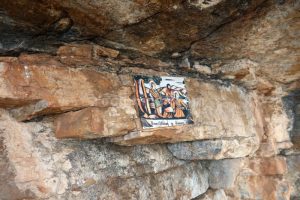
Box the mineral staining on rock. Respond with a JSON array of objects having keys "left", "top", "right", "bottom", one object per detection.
[
  {"left": 0, "top": 109, "right": 209, "bottom": 199},
  {"left": 110, "top": 80, "right": 261, "bottom": 145},
  {"left": 0, "top": 0, "right": 299, "bottom": 199},
  {"left": 55, "top": 107, "right": 136, "bottom": 139},
  {"left": 0, "top": 48, "right": 261, "bottom": 145}
]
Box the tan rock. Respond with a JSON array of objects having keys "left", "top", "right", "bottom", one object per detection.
[
  {"left": 93, "top": 45, "right": 119, "bottom": 58},
  {"left": 255, "top": 140, "right": 279, "bottom": 157},
  {"left": 0, "top": 59, "right": 134, "bottom": 119},
  {"left": 191, "top": 1, "right": 300, "bottom": 85},
  {"left": 55, "top": 107, "right": 136, "bottom": 138},
  {"left": 0, "top": 109, "right": 69, "bottom": 198},
  {"left": 214, "top": 59, "right": 257, "bottom": 79},
  {"left": 0, "top": 54, "right": 263, "bottom": 143},
  {"left": 235, "top": 176, "right": 290, "bottom": 200},
  {"left": 193, "top": 63, "right": 212, "bottom": 74},
  {"left": 109, "top": 79, "right": 261, "bottom": 145},
  {"left": 225, "top": 156, "right": 291, "bottom": 200},
  {"left": 57, "top": 44, "right": 93, "bottom": 58},
  {"left": 0, "top": 108, "right": 210, "bottom": 199},
  {"left": 57, "top": 44, "right": 95, "bottom": 65},
  {"left": 247, "top": 157, "right": 287, "bottom": 176},
  {"left": 19, "top": 53, "right": 63, "bottom": 67}
]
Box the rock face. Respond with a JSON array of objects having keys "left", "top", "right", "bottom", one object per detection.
[
  {"left": 0, "top": 109, "right": 209, "bottom": 199},
  {"left": 109, "top": 80, "right": 261, "bottom": 145},
  {"left": 167, "top": 137, "right": 259, "bottom": 160},
  {"left": 0, "top": 55, "right": 132, "bottom": 112},
  {"left": 286, "top": 155, "right": 300, "bottom": 200},
  {"left": 206, "top": 157, "right": 291, "bottom": 200},
  {"left": 0, "top": 0, "right": 265, "bottom": 55},
  {"left": 55, "top": 107, "right": 137, "bottom": 139},
  {"left": 195, "top": 189, "right": 228, "bottom": 200},
  {"left": 0, "top": 0, "right": 299, "bottom": 199},
  {"left": 208, "top": 159, "right": 243, "bottom": 189},
  {"left": 0, "top": 47, "right": 261, "bottom": 146}
]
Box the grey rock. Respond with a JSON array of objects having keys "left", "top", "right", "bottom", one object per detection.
[
  {"left": 208, "top": 158, "right": 242, "bottom": 189},
  {"left": 194, "top": 189, "right": 228, "bottom": 200},
  {"left": 286, "top": 155, "right": 300, "bottom": 200},
  {"left": 0, "top": 110, "right": 209, "bottom": 199},
  {"left": 9, "top": 100, "right": 49, "bottom": 121},
  {"left": 167, "top": 137, "right": 259, "bottom": 160}
]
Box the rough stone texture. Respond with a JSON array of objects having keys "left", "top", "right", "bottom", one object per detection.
[
  {"left": 0, "top": 109, "right": 209, "bottom": 199},
  {"left": 109, "top": 80, "right": 261, "bottom": 145},
  {"left": 234, "top": 176, "right": 291, "bottom": 200},
  {"left": 0, "top": 56, "right": 132, "bottom": 112},
  {"left": 94, "top": 45, "right": 120, "bottom": 58},
  {"left": 208, "top": 159, "right": 242, "bottom": 189},
  {"left": 0, "top": 131, "right": 36, "bottom": 200},
  {"left": 195, "top": 189, "right": 228, "bottom": 200},
  {"left": 55, "top": 107, "right": 136, "bottom": 139},
  {"left": 189, "top": 0, "right": 300, "bottom": 157},
  {"left": 0, "top": 51, "right": 262, "bottom": 144},
  {"left": 0, "top": 0, "right": 299, "bottom": 199},
  {"left": 292, "top": 104, "right": 300, "bottom": 149},
  {"left": 167, "top": 137, "right": 259, "bottom": 160},
  {"left": 285, "top": 155, "right": 300, "bottom": 200},
  {"left": 0, "top": 0, "right": 265, "bottom": 55},
  {"left": 246, "top": 157, "right": 287, "bottom": 176},
  {"left": 191, "top": 0, "right": 300, "bottom": 85},
  {"left": 9, "top": 100, "right": 49, "bottom": 121},
  {"left": 223, "top": 156, "right": 291, "bottom": 200},
  {"left": 191, "top": 156, "right": 292, "bottom": 200}
]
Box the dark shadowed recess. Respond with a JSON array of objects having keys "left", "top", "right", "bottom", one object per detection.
[
  {"left": 283, "top": 90, "right": 300, "bottom": 150},
  {"left": 0, "top": 0, "right": 270, "bottom": 57}
]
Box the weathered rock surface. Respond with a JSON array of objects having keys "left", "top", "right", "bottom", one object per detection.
[
  {"left": 208, "top": 158, "right": 242, "bottom": 189},
  {"left": 246, "top": 157, "right": 287, "bottom": 176},
  {"left": 292, "top": 105, "right": 300, "bottom": 148},
  {"left": 109, "top": 80, "right": 261, "bottom": 145},
  {"left": 234, "top": 176, "right": 290, "bottom": 200},
  {"left": 286, "top": 155, "right": 300, "bottom": 200},
  {"left": 0, "top": 50, "right": 262, "bottom": 144},
  {"left": 0, "top": 0, "right": 299, "bottom": 199},
  {"left": 221, "top": 157, "right": 290, "bottom": 200},
  {"left": 191, "top": 0, "right": 300, "bottom": 85},
  {"left": 0, "top": 0, "right": 266, "bottom": 55},
  {"left": 0, "top": 57, "right": 130, "bottom": 111},
  {"left": 195, "top": 189, "right": 228, "bottom": 200},
  {"left": 55, "top": 107, "right": 136, "bottom": 139},
  {"left": 0, "top": 109, "right": 209, "bottom": 199},
  {"left": 167, "top": 137, "right": 259, "bottom": 160}
]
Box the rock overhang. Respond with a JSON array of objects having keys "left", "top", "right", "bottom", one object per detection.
[
  {"left": 0, "top": 1, "right": 299, "bottom": 199},
  {"left": 0, "top": 45, "right": 262, "bottom": 147},
  {"left": 0, "top": 0, "right": 267, "bottom": 56}
]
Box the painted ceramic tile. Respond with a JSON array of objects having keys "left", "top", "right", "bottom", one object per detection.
[{"left": 134, "top": 75, "right": 194, "bottom": 128}]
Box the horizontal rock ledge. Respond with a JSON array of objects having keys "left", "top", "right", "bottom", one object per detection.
[
  {"left": 0, "top": 54, "right": 262, "bottom": 144},
  {"left": 167, "top": 136, "right": 260, "bottom": 160},
  {"left": 107, "top": 78, "right": 261, "bottom": 145},
  {"left": 55, "top": 107, "right": 136, "bottom": 139}
]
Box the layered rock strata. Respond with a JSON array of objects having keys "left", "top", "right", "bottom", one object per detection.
[{"left": 0, "top": 46, "right": 261, "bottom": 148}]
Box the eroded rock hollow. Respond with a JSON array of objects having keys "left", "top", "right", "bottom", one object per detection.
[{"left": 0, "top": 0, "right": 299, "bottom": 199}]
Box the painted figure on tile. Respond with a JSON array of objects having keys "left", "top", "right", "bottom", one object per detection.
[{"left": 134, "top": 75, "right": 193, "bottom": 128}]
